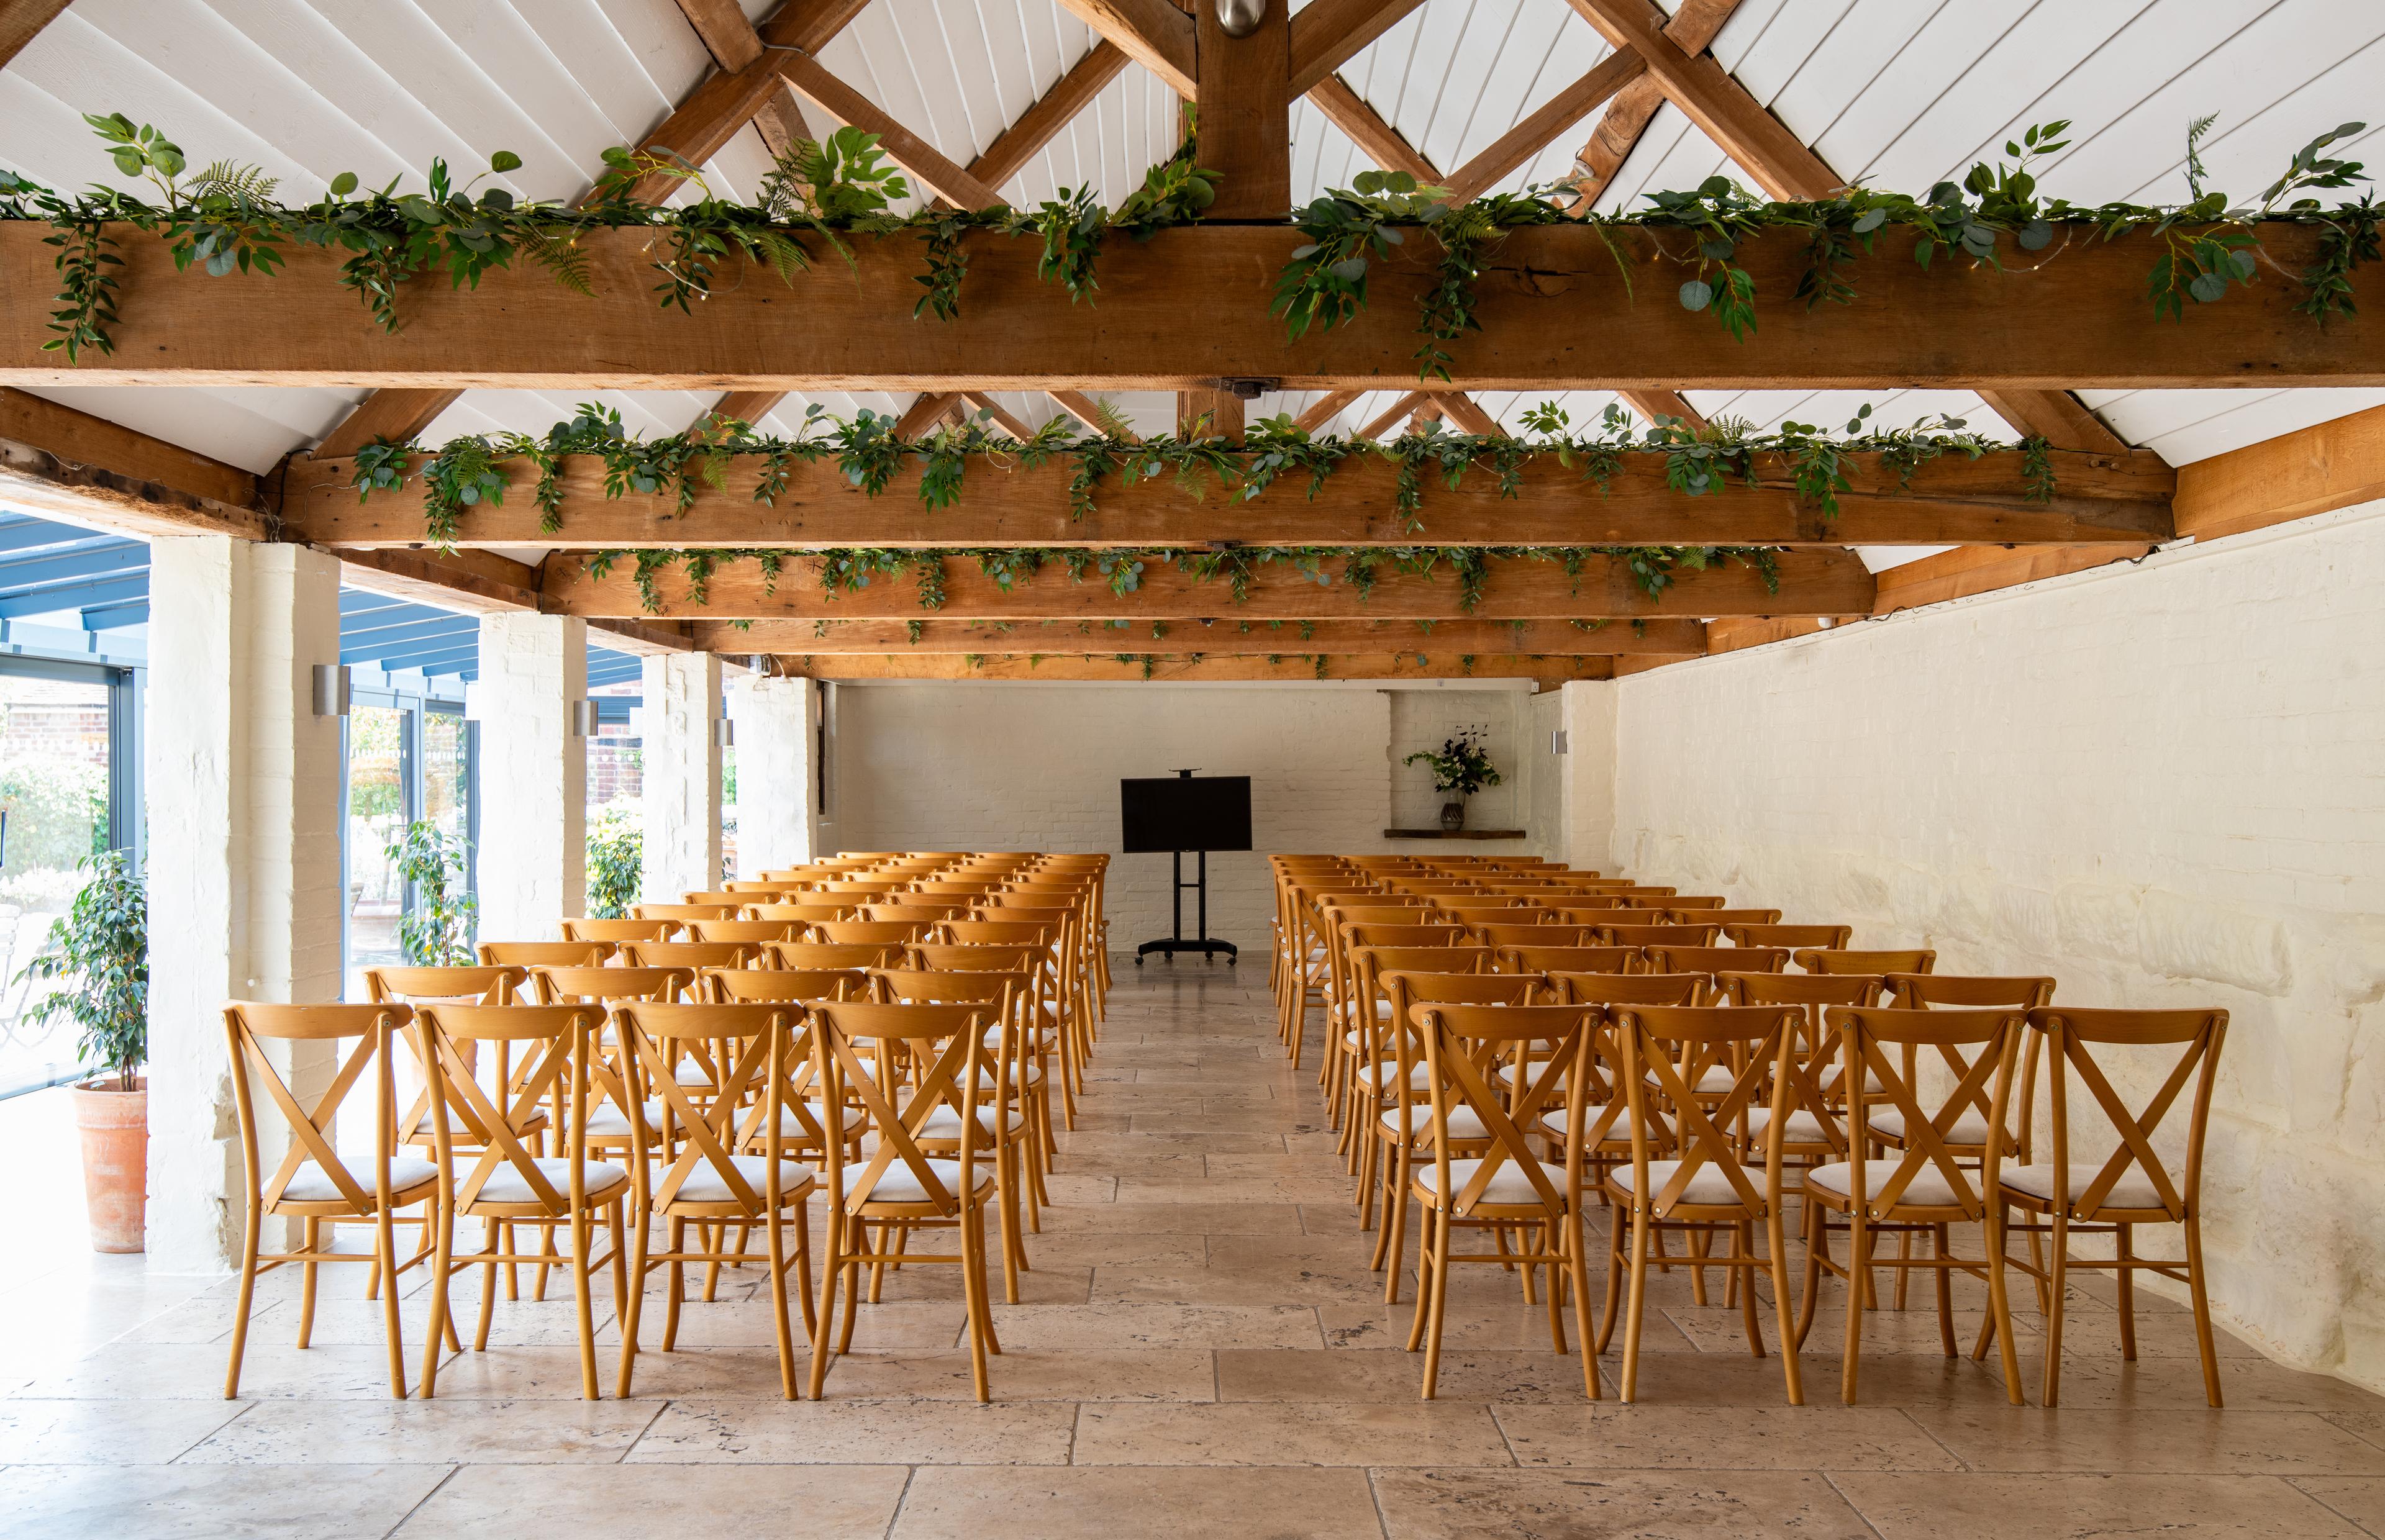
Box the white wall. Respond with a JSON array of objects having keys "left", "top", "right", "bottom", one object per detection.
[{"left": 1604, "top": 502, "right": 2385, "bottom": 1390}]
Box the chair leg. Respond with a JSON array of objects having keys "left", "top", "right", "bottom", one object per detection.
[
  {"left": 765, "top": 1205, "right": 800, "bottom": 1402},
  {"left": 1619, "top": 1208, "right": 1651, "bottom": 1403},
  {"left": 1420, "top": 1205, "right": 1453, "bottom": 1399},
  {"left": 808, "top": 1211, "right": 842, "bottom": 1400},
  {"left": 473, "top": 1218, "right": 501, "bottom": 1352},
  {"left": 2043, "top": 1213, "right": 2069, "bottom": 1408},
  {"left": 224, "top": 1198, "right": 264, "bottom": 1400},
  {"left": 570, "top": 1207, "right": 600, "bottom": 1401},
  {"left": 1735, "top": 1222, "right": 1763, "bottom": 1358},
  {"left": 997, "top": 1144, "right": 1024, "bottom": 1305},
  {"left": 1842, "top": 1212, "right": 1869, "bottom": 1405},
  {"left": 960, "top": 1202, "right": 994, "bottom": 1404},
  {"left": 1404, "top": 1207, "right": 1436, "bottom": 1354},
  {"left": 617, "top": 1207, "right": 649, "bottom": 1398},
  {"left": 297, "top": 1216, "right": 320, "bottom": 1349},
  {"left": 1595, "top": 1210, "right": 1625, "bottom": 1356},
  {"left": 1933, "top": 1223, "right": 1956, "bottom": 1357},
  {"left": 376, "top": 1205, "right": 407, "bottom": 1400},
  {"left": 419, "top": 1195, "right": 454, "bottom": 1400},
  {"left": 1568, "top": 1208, "right": 1601, "bottom": 1400},
  {"left": 2115, "top": 1222, "right": 2137, "bottom": 1361},
  {"left": 662, "top": 1216, "right": 686, "bottom": 1352},
  {"left": 1796, "top": 1200, "right": 1825, "bottom": 1352},
  {"left": 1543, "top": 1219, "right": 1567, "bottom": 1353},
  {"left": 1983, "top": 1198, "right": 2025, "bottom": 1405},
  {"left": 607, "top": 1202, "right": 629, "bottom": 1320},
  {"left": 2184, "top": 1213, "right": 2223, "bottom": 1408},
  {"left": 1766, "top": 1205, "right": 1803, "bottom": 1406}
]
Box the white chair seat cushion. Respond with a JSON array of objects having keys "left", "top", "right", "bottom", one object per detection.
[
  {"left": 1804, "top": 1161, "right": 1963, "bottom": 1209},
  {"left": 1338, "top": 998, "right": 1396, "bottom": 1020},
  {"left": 284, "top": 1156, "right": 437, "bottom": 1203},
  {"left": 674, "top": 1062, "right": 714, "bottom": 1087},
  {"left": 843, "top": 1157, "right": 996, "bottom": 1204},
  {"left": 1642, "top": 1066, "right": 1738, "bottom": 1094},
  {"left": 1999, "top": 1161, "right": 2171, "bottom": 1212},
  {"left": 1412, "top": 1156, "right": 1570, "bottom": 1207},
  {"left": 1865, "top": 1107, "right": 1996, "bottom": 1146},
  {"left": 984, "top": 1026, "right": 1058, "bottom": 1051},
  {"left": 463, "top": 1158, "right": 630, "bottom": 1205},
  {"left": 1745, "top": 1107, "right": 1836, "bottom": 1144},
  {"left": 1355, "top": 1060, "right": 1432, "bottom": 1091},
  {"left": 671, "top": 1155, "right": 816, "bottom": 1205},
  {"left": 1609, "top": 1159, "right": 1751, "bottom": 1207},
  {"left": 758, "top": 1100, "right": 856, "bottom": 1136},
  {"left": 1379, "top": 1103, "right": 1489, "bottom": 1141},
  {"left": 583, "top": 1097, "right": 666, "bottom": 1138},
  {"left": 906, "top": 1102, "right": 1029, "bottom": 1139}
]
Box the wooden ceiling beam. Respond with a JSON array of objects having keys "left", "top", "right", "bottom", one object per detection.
[
  {"left": 1052, "top": 0, "right": 1197, "bottom": 99},
  {"left": 1048, "top": 390, "right": 1120, "bottom": 435},
  {"left": 286, "top": 445, "right": 2173, "bottom": 550},
  {"left": 1307, "top": 76, "right": 1438, "bottom": 186},
  {"left": 958, "top": 391, "right": 1037, "bottom": 440},
  {"left": 1615, "top": 388, "right": 1707, "bottom": 430},
  {"left": 895, "top": 392, "right": 966, "bottom": 436},
  {"left": 1437, "top": 52, "right": 1647, "bottom": 204},
  {"left": 1196, "top": 0, "right": 1292, "bottom": 219},
  {"left": 775, "top": 651, "right": 1614, "bottom": 683},
  {"left": 966, "top": 41, "right": 1132, "bottom": 193},
  {"left": 1359, "top": 391, "right": 1434, "bottom": 439},
  {"left": 315, "top": 390, "right": 462, "bottom": 460},
  {"left": 1288, "top": 0, "right": 1431, "bottom": 96},
  {"left": 16, "top": 224, "right": 2371, "bottom": 391},
  {"left": 1563, "top": 0, "right": 1740, "bottom": 212},
  {"left": 0, "top": 1, "right": 72, "bottom": 71},
  {"left": 544, "top": 548, "right": 1874, "bottom": 620},
  {"left": 0, "top": 388, "right": 265, "bottom": 540},
  {"left": 1429, "top": 393, "right": 1506, "bottom": 437},
  {"left": 673, "top": 0, "right": 815, "bottom": 156},
  {"left": 700, "top": 615, "right": 1707, "bottom": 656},
  {"left": 1294, "top": 389, "right": 1365, "bottom": 433}
]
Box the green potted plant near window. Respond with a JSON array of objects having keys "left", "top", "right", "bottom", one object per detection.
[
  {"left": 386, "top": 821, "right": 477, "bottom": 965},
  {"left": 1405, "top": 727, "right": 1503, "bottom": 832},
  {"left": 17, "top": 849, "right": 148, "bottom": 1252}
]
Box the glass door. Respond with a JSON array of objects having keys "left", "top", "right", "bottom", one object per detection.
[{"left": 342, "top": 704, "right": 412, "bottom": 995}]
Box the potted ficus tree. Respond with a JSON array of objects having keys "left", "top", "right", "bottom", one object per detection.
[
  {"left": 1405, "top": 727, "right": 1504, "bottom": 832},
  {"left": 387, "top": 821, "right": 478, "bottom": 965},
  {"left": 17, "top": 849, "right": 148, "bottom": 1252}
]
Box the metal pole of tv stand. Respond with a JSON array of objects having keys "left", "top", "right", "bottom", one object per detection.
[{"left": 1135, "top": 771, "right": 1238, "bottom": 965}]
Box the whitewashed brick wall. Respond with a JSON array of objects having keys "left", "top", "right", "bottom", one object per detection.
[
  {"left": 1387, "top": 688, "right": 1527, "bottom": 832},
  {"left": 1605, "top": 501, "right": 2385, "bottom": 1390}
]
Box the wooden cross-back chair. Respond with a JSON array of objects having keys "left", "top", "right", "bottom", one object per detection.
[
  {"left": 860, "top": 901, "right": 974, "bottom": 924},
  {"left": 1984, "top": 1006, "right": 2230, "bottom": 1408},
  {"left": 1546, "top": 902, "right": 1627, "bottom": 922},
  {"left": 620, "top": 940, "right": 761, "bottom": 974},
  {"left": 686, "top": 920, "right": 801, "bottom": 945},
  {"left": 1537, "top": 972, "right": 1708, "bottom": 1229},
  {"left": 768, "top": 940, "right": 907, "bottom": 972},
  {"left": 1607, "top": 1004, "right": 1810, "bottom": 1404},
  {"left": 807, "top": 1000, "right": 1004, "bottom": 1402},
  {"left": 1407, "top": 1001, "right": 1601, "bottom": 1400},
  {"left": 1798, "top": 948, "right": 1934, "bottom": 976},
  {"left": 563, "top": 917, "right": 678, "bottom": 944},
  {"left": 411, "top": 1002, "right": 629, "bottom": 1400},
  {"left": 933, "top": 917, "right": 1083, "bottom": 1125},
  {"left": 1712, "top": 971, "right": 1886, "bottom": 1205},
  {"left": 1676, "top": 907, "right": 1783, "bottom": 927},
  {"left": 904, "top": 943, "right": 1060, "bottom": 1167},
  {"left": 1472, "top": 922, "right": 1596, "bottom": 951},
  {"left": 1727, "top": 923, "right": 1851, "bottom": 951},
  {"left": 634, "top": 903, "right": 740, "bottom": 923},
  {"left": 1326, "top": 922, "right": 1476, "bottom": 1137},
  {"left": 1645, "top": 945, "right": 1788, "bottom": 979},
  {"left": 526, "top": 965, "right": 695, "bottom": 1179},
  {"left": 867, "top": 966, "right": 1041, "bottom": 1293},
  {"left": 809, "top": 920, "right": 931, "bottom": 948},
  {"left": 612, "top": 1001, "right": 818, "bottom": 1400},
  {"left": 1801, "top": 1006, "right": 2025, "bottom": 1405},
  {"left": 1275, "top": 880, "right": 1378, "bottom": 1058},
  {"left": 1363, "top": 967, "right": 1548, "bottom": 1303},
  {"left": 747, "top": 904, "right": 855, "bottom": 926},
  {"left": 220, "top": 1001, "right": 434, "bottom": 1401},
  {"left": 1597, "top": 923, "right": 1721, "bottom": 949},
  {"left": 1306, "top": 897, "right": 1431, "bottom": 1063}
]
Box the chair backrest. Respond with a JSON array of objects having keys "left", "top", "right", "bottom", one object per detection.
[
  {"left": 634, "top": 903, "right": 741, "bottom": 922},
  {"left": 1714, "top": 972, "right": 1886, "bottom": 1154},
  {"left": 679, "top": 891, "right": 749, "bottom": 908},
  {"left": 1413, "top": 1002, "right": 1596, "bottom": 1219},
  {"left": 363, "top": 965, "right": 524, "bottom": 1005},
  {"left": 934, "top": 920, "right": 1053, "bottom": 948},
  {"left": 1551, "top": 971, "right": 1708, "bottom": 1008},
  {"left": 614, "top": 1002, "right": 809, "bottom": 1211},
  {"left": 221, "top": 1001, "right": 411, "bottom": 1215},
  {"left": 1825, "top": 1006, "right": 2025, "bottom": 1218},
  {"left": 688, "top": 920, "right": 800, "bottom": 945},
  {"left": 810, "top": 920, "right": 930, "bottom": 946},
  {"left": 809, "top": 1001, "right": 997, "bottom": 1216},
  {"left": 563, "top": 918, "right": 679, "bottom": 943},
  {"left": 1547, "top": 901, "right": 1627, "bottom": 921},
  {"left": 1496, "top": 944, "right": 1638, "bottom": 976},
  {"left": 531, "top": 964, "right": 694, "bottom": 1005},
  {"left": 621, "top": 940, "right": 761, "bottom": 972},
  {"left": 1645, "top": 945, "right": 1786, "bottom": 977},
  {"left": 1727, "top": 923, "right": 1851, "bottom": 951},
  {"left": 1472, "top": 922, "right": 1597, "bottom": 949},
  {"left": 2027, "top": 1006, "right": 2227, "bottom": 1220},
  {"left": 906, "top": 943, "right": 1040, "bottom": 974},
  {"left": 769, "top": 940, "right": 907, "bottom": 971},
  {"left": 1887, "top": 973, "right": 2055, "bottom": 1010},
  {"left": 412, "top": 1002, "right": 614, "bottom": 1215},
  {"left": 1614, "top": 1005, "right": 1803, "bottom": 1216},
  {"left": 705, "top": 967, "right": 868, "bottom": 1005},
  {"left": 1799, "top": 948, "right": 1935, "bottom": 976},
  {"left": 1341, "top": 922, "right": 1471, "bottom": 949},
  {"left": 861, "top": 902, "right": 974, "bottom": 924},
  {"left": 1660, "top": 895, "right": 1727, "bottom": 910},
  {"left": 479, "top": 940, "right": 611, "bottom": 968},
  {"left": 1597, "top": 923, "right": 1721, "bottom": 948},
  {"left": 747, "top": 904, "right": 855, "bottom": 925},
  {"left": 1678, "top": 907, "right": 1783, "bottom": 927}
]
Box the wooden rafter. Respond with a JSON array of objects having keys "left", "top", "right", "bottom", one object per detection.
[
  {"left": 1616, "top": 388, "right": 1707, "bottom": 430},
  {"left": 1438, "top": 52, "right": 1647, "bottom": 204},
  {"left": 672, "top": 0, "right": 814, "bottom": 155},
  {"left": 959, "top": 391, "right": 1036, "bottom": 440},
  {"left": 1052, "top": 0, "right": 1197, "bottom": 99},
  {"left": 1358, "top": 392, "right": 1433, "bottom": 440},
  {"left": 704, "top": 615, "right": 1707, "bottom": 656},
  {"left": 0, "top": 1, "right": 72, "bottom": 71},
  {"left": 967, "top": 42, "right": 1132, "bottom": 192},
  {"left": 1287, "top": 0, "right": 1431, "bottom": 96},
  {"left": 1196, "top": 0, "right": 1292, "bottom": 218},
  {"left": 895, "top": 392, "right": 965, "bottom": 436},
  {"left": 1307, "top": 76, "right": 1437, "bottom": 185},
  {"left": 0, "top": 387, "right": 265, "bottom": 540},
  {"left": 545, "top": 548, "right": 1873, "bottom": 620},
  {"left": 1563, "top": 0, "right": 1739, "bottom": 211},
  {"left": 15, "top": 224, "right": 2366, "bottom": 391},
  {"left": 1048, "top": 390, "right": 1121, "bottom": 435},
  {"left": 775, "top": 653, "right": 1614, "bottom": 683},
  {"left": 776, "top": 49, "right": 1006, "bottom": 210},
  {"left": 1294, "top": 390, "right": 1365, "bottom": 433},
  {"left": 1428, "top": 393, "right": 1506, "bottom": 438}
]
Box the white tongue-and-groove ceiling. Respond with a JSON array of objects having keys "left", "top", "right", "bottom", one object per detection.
[{"left": 1, "top": 0, "right": 2377, "bottom": 568}]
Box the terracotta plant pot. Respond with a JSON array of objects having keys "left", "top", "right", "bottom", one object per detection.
[
  {"left": 1440, "top": 800, "right": 1466, "bottom": 831},
  {"left": 70, "top": 1076, "right": 147, "bottom": 1253}
]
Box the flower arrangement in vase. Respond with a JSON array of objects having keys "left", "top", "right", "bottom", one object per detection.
[{"left": 1404, "top": 727, "right": 1503, "bottom": 831}]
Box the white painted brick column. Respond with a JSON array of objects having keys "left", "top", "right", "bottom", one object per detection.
[
  {"left": 726, "top": 674, "right": 816, "bottom": 876},
  {"left": 1558, "top": 680, "right": 1617, "bottom": 875},
  {"left": 466, "top": 613, "right": 586, "bottom": 938},
  {"left": 145, "top": 538, "right": 343, "bottom": 1272},
  {"left": 637, "top": 652, "right": 722, "bottom": 902}
]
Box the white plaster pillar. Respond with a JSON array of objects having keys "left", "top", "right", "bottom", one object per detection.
[
  {"left": 726, "top": 674, "right": 818, "bottom": 877},
  {"left": 145, "top": 538, "right": 344, "bottom": 1272},
  {"left": 636, "top": 652, "right": 723, "bottom": 902},
  {"left": 1558, "top": 679, "right": 1619, "bottom": 876},
  {"left": 465, "top": 613, "right": 586, "bottom": 938}
]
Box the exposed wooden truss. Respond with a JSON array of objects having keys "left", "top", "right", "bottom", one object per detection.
[
  {"left": 1563, "top": 0, "right": 1739, "bottom": 211},
  {"left": 0, "top": 1, "right": 73, "bottom": 71},
  {"left": 771, "top": 652, "right": 1614, "bottom": 684},
  {"left": 699, "top": 616, "right": 1707, "bottom": 656},
  {"left": 544, "top": 548, "right": 1873, "bottom": 621}
]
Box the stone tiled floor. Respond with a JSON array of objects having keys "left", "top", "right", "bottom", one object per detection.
[{"left": 4, "top": 964, "right": 2385, "bottom": 1537}]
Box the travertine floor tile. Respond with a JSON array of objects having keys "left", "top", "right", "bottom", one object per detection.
[
  {"left": 0, "top": 1398, "right": 249, "bottom": 1464},
  {"left": 1073, "top": 1400, "right": 1514, "bottom": 1466},
  {"left": 626, "top": 1398, "right": 1075, "bottom": 1463},
  {"left": 1903, "top": 1405, "right": 2385, "bottom": 1475},
  {"left": 988, "top": 1302, "right": 1324, "bottom": 1350},
  {"left": 176, "top": 1398, "right": 658, "bottom": 1464},
  {"left": 892, "top": 1465, "right": 1381, "bottom": 1538},
  {"left": 1832, "top": 1472, "right": 2368, "bottom": 1538},
  {"left": 0, "top": 1463, "right": 452, "bottom": 1540},
  {"left": 393, "top": 1464, "right": 911, "bottom": 1538},
  {"left": 1492, "top": 1404, "right": 1962, "bottom": 1470},
  {"left": 2292, "top": 1476, "right": 2385, "bottom": 1536},
  {"left": 1371, "top": 1467, "right": 1876, "bottom": 1539}
]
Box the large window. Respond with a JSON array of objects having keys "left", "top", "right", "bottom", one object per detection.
[
  {"left": 342, "top": 691, "right": 476, "bottom": 997},
  {"left": 0, "top": 657, "right": 135, "bottom": 1097}
]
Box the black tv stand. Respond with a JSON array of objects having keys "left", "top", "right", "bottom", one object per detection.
[{"left": 1137, "top": 848, "right": 1237, "bottom": 964}]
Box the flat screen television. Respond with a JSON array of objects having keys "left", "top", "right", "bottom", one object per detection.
[{"left": 1120, "top": 776, "right": 1253, "bottom": 853}]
